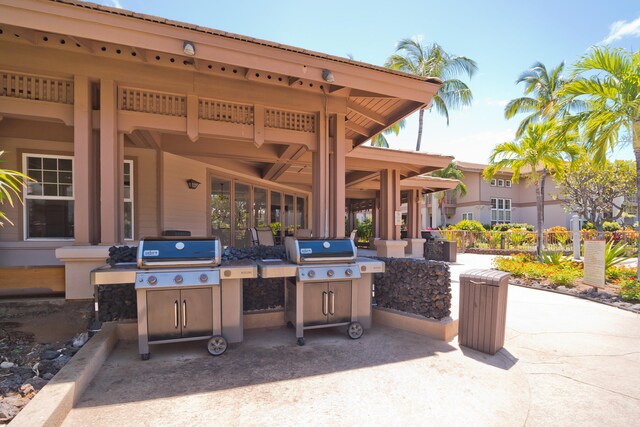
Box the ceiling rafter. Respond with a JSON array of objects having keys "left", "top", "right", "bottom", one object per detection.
[{"left": 346, "top": 100, "right": 386, "bottom": 125}]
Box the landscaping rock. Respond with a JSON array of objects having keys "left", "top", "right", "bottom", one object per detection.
[
  {"left": 0, "top": 362, "right": 14, "bottom": 369},
  {"left": 23, "top": 376, "right": 47, "bottom": 391},
  {"left": 42, "top": 373, "right": 54, "bottom": 381},
  {"left": 40, "top": 350, "right": 59, "bottom": 360},
  {"left": 72, "top": 332, "right": 89, "bottom": 348}
]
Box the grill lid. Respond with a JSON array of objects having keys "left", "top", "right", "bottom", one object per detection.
[
  {"left": 285, "top": 237, "right": 357, "bottom": 264},
  {"left": 137, "top": 237, "right": 221, "bottom": 268}
]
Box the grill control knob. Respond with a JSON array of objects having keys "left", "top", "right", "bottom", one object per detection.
[
  {"left": 323, "top": 241, "right": 330, "bottom": 249},
  {"left": 147, "top": 275, "right": 157, "bottom": 285},
  {"left": 199, "top": 273, "right": 209, "bottom": 283},
  {"left": 174, "top": 275, "right": 183, "bottom": 284},
  {"left": 175, "top": 242, "right": 185, "bottom": 250},
  {"left": 345, "top": 268, "right": 353, "bottom": 277},
  {"left": 327, "top": 269, "right": 335, "bottom": 277},
  {"left": 307, "top": 270, "right": 316, "bottom": 278}
]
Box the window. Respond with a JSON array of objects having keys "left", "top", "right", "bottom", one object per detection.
[
  {"left": 23, "top": 154, "right": 74, "bottom": 239},
  {"left": 505, "top": 179, "right": 512, "bottom": 188},
  {"left": 498, "top": 179, "right": 504, "bottom": 187},
  {"left": 491, "top": 198, "right": 511, "bottom": 225},
  {"left": 490, "top": 179, "right": 496, "bottom": 187},
  {"left": 462, "top": 212, "right": 473, "bottom": 221},
  {"left": 124, "top": 160, "right": 134, "bottom": 240}
]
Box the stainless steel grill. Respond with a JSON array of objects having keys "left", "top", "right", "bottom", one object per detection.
[
  {"left": 258, "top": 237, "right": 384, "bottom": 346},
  {"left": 135, "top": 237, "right": 226, "bottom": 359}
]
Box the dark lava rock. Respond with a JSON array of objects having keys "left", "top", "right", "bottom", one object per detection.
[{"left": 40, "top": 350, "right": 59, "bottom": 360}]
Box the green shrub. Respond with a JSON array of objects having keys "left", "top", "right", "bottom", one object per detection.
[
  {"left": 619, "top": 278, "right": 640, "bottom": 302},
  {"left": 355, "top": 217, "right": 372, "bottom": 242},
  {"left": 602, "top": 221, "right": 621, "bottom": 232},
  {"left": 582, "top": 222, "right": 596, "bottom": 230},
  {"left": 549, "top": 269, "right": 580, "bottom": 287},
  {"left": 492, "top": 222, "right": 534, "bottom": 231},
  {"left": 606, "top": 266, "right": 637, "bottom": 282},
  {"left": 538, "top": 250, "right": 567, "bottom": 265},
  {"left": 605, "top": 241, "right": 631, "bottom": 270},
  {"left": 454, "top": 219, "right": 485, "bottom": 231}
]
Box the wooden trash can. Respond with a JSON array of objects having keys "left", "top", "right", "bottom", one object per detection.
[{"left": 458, "top": 269, "right": 510, "bottom": 355}]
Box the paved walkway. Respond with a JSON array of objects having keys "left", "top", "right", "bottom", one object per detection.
[{"left": 62, "top": 254, "right": 640, "bottom": 426}]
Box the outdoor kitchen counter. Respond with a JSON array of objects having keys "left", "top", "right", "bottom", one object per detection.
[
  {"left": 90, "top": 259, "right": 257, "bottom": 285},
  {"left": 256, "top": 257, "right": 384, "bottom": 279}
]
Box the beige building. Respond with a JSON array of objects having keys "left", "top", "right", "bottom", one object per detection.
[
  {"left": 0, "top": 0, "right": 458, "bottom": 298},
  {"left": 423, "top": 161, "right": 571, "bottom": 229}
]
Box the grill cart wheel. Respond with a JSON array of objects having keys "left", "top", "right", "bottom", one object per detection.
[
  {"left": 348, "top": 322, "right": 364, "bottom": 340},
  {"left": 207, "top": 336, "right": 228, "bottom": 356},
  {"left": 141, "top": 353, "right": 150, "bottom": 361},
  {"left": 286, "top": 321, "right": 294, "bottom": 329},
  {"left": 297, "top": 337, "right": 305, "bottom": 346}
]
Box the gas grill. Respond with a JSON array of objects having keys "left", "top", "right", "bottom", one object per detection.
[
  {"left": 135, "top": 237, "right": 228, "bottom": 360},
  {"left": 257, "top": 237, "right": 384, "bottom": 346}
]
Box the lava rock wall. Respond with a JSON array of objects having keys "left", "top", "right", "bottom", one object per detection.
[{"left": 373, "top": 258, "right": 451, "bottom": 319}]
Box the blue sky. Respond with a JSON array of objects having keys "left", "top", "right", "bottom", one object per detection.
[{"left": 100, "top": 0, "right": 640, "bottom": 163}]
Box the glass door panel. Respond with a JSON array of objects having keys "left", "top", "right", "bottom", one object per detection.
[
  {"left": 296, "top": 197, "right": 306, "bottom": 230},
  {"left": 210, "top": 176, "right": 231, "bottom": 247},
  {"left": 284, "top": 194, "right": 295, "bottom": 236},
  {"left": 234, "top": 182, "right": 250, "bottom": 247},
  {"left": 270, "top": 191, "right": 282, "bottom": 243},
  {"left": 254, "top": 187, "right": 268, "bottom": 228}
]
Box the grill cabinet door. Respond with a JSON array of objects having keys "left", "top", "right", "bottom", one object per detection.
[
  {"left": 328, "top": 281, "right": 352, "bottom": 324},
  {"left": 303, "top": 282, "right": 329, "bottom": 326},
  {"left": 180, "top": 288, "right": 213, "bottom": 338},
  {"left": 147, "top": 289, "right": 182, "bottom": 341}
]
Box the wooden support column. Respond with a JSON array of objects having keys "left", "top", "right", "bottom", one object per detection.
[
  {"left": 406, "top": 189, "right": 422, "bottom": 239},
  {"left": 379, "top": 169, "right": 401, "bottom": 240},
  {"left": 329, "top": 113, "right": 346, "bottom": 238},
  {"left": 99, "top": 79, "right": 123, "bottom": 245},
  {"left": 376, "top": 169, "right": 406, "bottom": 257},
  {"left": 186, "top": 94, "right": 199, "bottom": 142},
  {"left": 312, "top": 110, "right": 329, "bottom": 237},
  {"left": 73, "top": 75, "right": 93, "bottom": 245},
  {"left": 372, "top": 194, "right": 379, "bottom": 238}
]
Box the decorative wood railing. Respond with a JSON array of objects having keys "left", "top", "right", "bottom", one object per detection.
[
  {"left": 0, "top": 71, "right": 73, "bottom": 104},
  {"left": 265, "top": 108, "right": 315, "bottom": 133},
  {"left": 118, "top": 87, "right": 315, "bottom": 134},
  {"left": 119, "top": 88, "right": 186, "bottom": 117},
  {"left": 199, "top": 98, "right": 254, "bottom": 124}
]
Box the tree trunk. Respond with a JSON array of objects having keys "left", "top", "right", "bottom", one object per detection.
[
  {"left": 416, "top": 108, "right": 425, "bottom": 151},
  {"left": 535, "top": 178, "right": 544, "bottom": 258},
  {"left": 633, "top": 119, "right": 640, "bottom": 279}
]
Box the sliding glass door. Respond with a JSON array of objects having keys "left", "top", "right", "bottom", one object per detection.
[{"left": 210, "top": 177, "right": 231, "bottom": 247}]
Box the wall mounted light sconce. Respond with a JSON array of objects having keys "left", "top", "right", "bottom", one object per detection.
[
  {"left": 183, "top": 41, "right": 196, "bottom": 56},
  {"left": 186, "top": 179, "right": 200, "bottom": 190},
  {"left": 322, "top": 69, "right": 335, "bottom": 83}
]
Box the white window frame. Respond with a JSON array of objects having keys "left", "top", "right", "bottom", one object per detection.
[
  {"left": 491, "top": 198, "right": 512, "bottom": 225},
  {"left": 462, "top": 212, "right": 473, "bottom": 221},
  {"left": 124, "top": 160, "right": 134, "bottom": 241},
  {"left": 505, "top": 179, "right": 512, "bottom": 188},
  {"left": 22, "top": 153, "right": 75, "bottom": 241},
  {"left": 490, "top": 179, "right": 496, "bottom": 187},
  {"left": 498, "top": 179, "right": 504, "bottom": 187}
]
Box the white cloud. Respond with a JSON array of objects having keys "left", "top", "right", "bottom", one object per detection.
[
  {"left": 599, "top": 16, "right": 640, "bottom": 44},
  {"left": 97, "top": 0, "right": 123, "bottom": 8}
]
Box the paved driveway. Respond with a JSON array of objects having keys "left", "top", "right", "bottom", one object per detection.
[{"left": 62, "top": 254, "right": 640, "bottom": 426}]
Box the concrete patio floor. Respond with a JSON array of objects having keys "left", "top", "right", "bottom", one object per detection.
[{"left": 60, "top": 254, "right": 640, "bottom": 426}]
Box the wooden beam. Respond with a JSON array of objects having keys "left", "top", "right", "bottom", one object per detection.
[
  {"left": 69, "top": 36, "right": 94, "bottom": 53},
  {"left": 140, "top": 130, "right": 162, "bottom": 150},
  {"left": 349, "top": 89, "right": 395, "bottom": 98},
  {"left": 346, "top": 170, "right": 379, "bottom": 187},
  {"left": 126, "top": 132, "right": 147, "bottom": 148},
  {"left": 345, "top": 120, "right": 371, "bottom": 137},
  {"left": 288, "top": 76, "right": 300, "bottom": 86},
  {"left": 131, "top": 47, "right": 147, "bottom": 62},
  {"left": 347, "top": 100, "right": 386, "bottom": 125},
  {"left": 262, "top": 145, "right": 307, "bottom": 181}
]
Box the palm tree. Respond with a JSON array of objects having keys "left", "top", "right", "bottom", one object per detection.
[
  {"left": 560, "top": 46, "right": 640, "bottom": 275},
  {"left": 0, "top": 151, "right": 33, "bottom": 227},
  {"left": 385, "top": 37, "right": 477, "bottom": 151},
  {"left": 483, "top": 122, "right": 580, "bottom": 257},
  {"left": 504, "top": 61, "right": 584, "bottom": 137},
  {"left": 430, "top": 162, "right": 467, "bottom": 226},
  {"left": 371, "top": 119, "right": 406, "bottom": 148}
]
